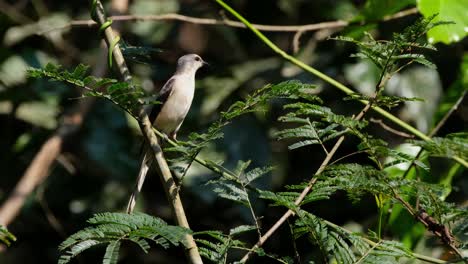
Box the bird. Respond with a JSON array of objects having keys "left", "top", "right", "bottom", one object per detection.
[{"left": 126, "top": 54, "right": 207, "bottom": 213}]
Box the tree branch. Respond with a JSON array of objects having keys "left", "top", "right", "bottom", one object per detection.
[
  {"left": 0, "top": 135, "right": 61, "bottom": 226},
  {"left": 40, "top": 7, "right": 419, "bottom": 36},
  {"left": 91, "top": 1, "right": 203, "bottom": 263}
]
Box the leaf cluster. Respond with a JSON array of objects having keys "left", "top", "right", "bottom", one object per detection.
[
  {"left": 293, "top": 210, "right": 414, "bottom": 264},
  {"left": 58, "top": 212, "right": 190, "bottom": 264},
  {"left": 166, "top": 81, "right": 315, "bottom": 176},
  {"left": 28, "top": 63, "right": 147, "bottom": 115},
  {"left": 0, "top": 225, "right": 16, "bottom": 247},
  {"left": 333, "top": 15, "right": 446, "bottom": 72}
]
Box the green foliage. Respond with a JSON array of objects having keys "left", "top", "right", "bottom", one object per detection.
[
  {"left": 418, "top": 0, "right": 468, "bottom": 44},
  {"left": 120, "top": 41, "right": 163, "bottom": 65},
  {"left": 58, "top": 212, "right": 190, "bottom": 264},
  {"left": 274, "top": 100, "right": 366, "bottom": 151},
  {"left": 344, "top": 93, "right": 424, "bottom": 109},
  {"left": 207, "top": 160, "right": 271, "bottom": 208},
  {"left": 195, "top": 227, "right": 292, "bottom": 264},
  {"left": 293, "top": 210, "right": 414, "bottom": 264},
  {"left": 410, "top": 133, "right": 468, "bottom": 160},
  {"left": 28, "top": 63, "right": 146, "bottom": 114},
  {"left": 167, "top": 81, "right": 314, "bottom": 175},
  {"left": 0, "top": 225, "right": 16, "bottom": 247},
  {"left": 195, "top": 228, "right": 252, "bottom": 263},
  {"left": 333, "top": 15, "right": 448, "bottom": 77}
]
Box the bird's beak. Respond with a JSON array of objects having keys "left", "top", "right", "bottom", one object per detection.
[{"left": 202, "top": 60, "right": 209, "bottom": 66}]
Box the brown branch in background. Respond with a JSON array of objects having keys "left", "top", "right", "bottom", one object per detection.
[
  {"left": 40, "top": 7, "right": 419, "bottom": 36},
  {"left": 391, "top": 190, "right": 463, "bottom": 259},
  {"left": 36, "top": 183, "right": 66, "bottom": 237},
  {"left": 92, "top": 1, "right": 203, "bottom": 263},
  {"left": 370, "top": 118, "right": 414, "bottom": 138},
  {"left": 69, "top": 13, "right": 348, "bottom": 32},
  {"left": 382, "top": 7, "right": 419, "bottom": 21},
  {"left": 0, "top": 62, "right": 106, "bottom": 228},
  {"left": 429, "top": 91, "right": 466, "bottom": 138},
  {"left": 0, "top": 0, "right": 114, "bottom": 228},
  {"left": 292, "top": 30, "right": 304, "bottom": 54},
  {"left": 0, "top": 136, "right": 61, "bottom": 226}
]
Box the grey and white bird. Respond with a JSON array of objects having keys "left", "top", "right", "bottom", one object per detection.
[{"left": 127, "top": 54, "right": 207, "bottom": 213}]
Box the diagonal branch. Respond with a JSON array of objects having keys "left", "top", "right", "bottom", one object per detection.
[
  {"left": 91, "top": 1, "right": 203, "bottom": 263},
  {"left": 0, "top": 46, "right": 107, "bottom": 228}
]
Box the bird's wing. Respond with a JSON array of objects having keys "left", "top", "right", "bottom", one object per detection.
[
  {"left": 149, "top": 77, "right": 176, "bottom": 123},
  {"left": 127, "top": 78, "right": 176, "bottom": 213}
]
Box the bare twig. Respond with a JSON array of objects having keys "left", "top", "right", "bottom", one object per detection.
[
  {"left": 292, "top": 30, "right": 305, "bottom": 54},
  {"left": 0, "top": 136, "right": 62, "bottom": 226},
  {"left": 40, "top": 7, "right": 419, "bottom": 36},
  {"left": 382, "top": 7, "right": 419, "bottom": 21},
  {"left": 92, "top": 1, "right": 202, "bottom": 263},
  {"left": 429, "top": 91, "right": 466, "bottom": 138},
  {"left": 36, "top": 183, "right": 66, "bottom": 237},
  {"left": 390, "top": 189, "right": 464, "bottom": 259},
  {"left": 61, "top": 14, "right": 348, "bottom": 34},
  {"left": 370, "top": 118, "right": 414, "bottom": 138}
]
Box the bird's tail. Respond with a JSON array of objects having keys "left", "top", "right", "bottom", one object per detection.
[{"left": 126, "top": 149, "right": 152, "bottom": 213}]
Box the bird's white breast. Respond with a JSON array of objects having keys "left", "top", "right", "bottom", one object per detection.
[{"left": 154, "top": 74, "right": 195, "bottom": 134}]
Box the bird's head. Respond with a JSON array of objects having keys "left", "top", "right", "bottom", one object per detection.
[{"left": 176, "top": 54, "right": 207, "bottom": 73}]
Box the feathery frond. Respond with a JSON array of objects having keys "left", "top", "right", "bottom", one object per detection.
[
  {"left": 58, "top": 212, "right": 190, "bottom": 264},
  {"left": 0, "top": 225, "right": 16, "bottom": 247}
]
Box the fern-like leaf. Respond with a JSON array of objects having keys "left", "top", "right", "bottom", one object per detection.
[
  {"left": 103, "top": 241, "right": 121, "bottom": 264},
  {"left": 410, "top": 133, "right": 468, "bottom": 160},
  {"left": 0, "top": 225, "right": 16, "bottom": 246},
  {"left": 58, "top": 212, "right": 190, "bottom": 264}
]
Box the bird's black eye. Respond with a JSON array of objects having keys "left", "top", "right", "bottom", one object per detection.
[{"left": 195, "top": 57, "right": 200, "bottom": 61}]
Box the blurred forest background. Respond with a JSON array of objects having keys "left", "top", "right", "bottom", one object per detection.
[{"left": 0, "top": 0, "right": 467, "bottom": 263}]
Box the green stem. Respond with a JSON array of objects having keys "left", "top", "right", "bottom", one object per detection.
[{"left": 214, "top": 0, "right": 468, "bottom": 168}]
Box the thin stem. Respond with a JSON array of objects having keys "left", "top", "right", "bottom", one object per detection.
[
  {"left": 430, "top": 90, "right": 466, "bottom": 138},
  {"left": 175, "top": 149, "right": 201, "bottom": 194},
  {"left": 243, "top": 186, "right": 262, "bottom": 239},
  {"left": 354, "top": 240, "right": 381, "bottom": 264},
  {"left": 393, "top": 192, "right": 464, "bottom": 259},
  {"left": 369, "top": 118, "right": 414, "bottom": 138},
  {"left": 286, "top": 219, "right": 301, "bottom": 263},
  {"left": 214, "top": 0, "right": 468, "bottom": 168}
]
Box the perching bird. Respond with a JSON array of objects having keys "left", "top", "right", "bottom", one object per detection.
[{"left": 127, "top": 54, "right": 207, "bottom": 213}]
